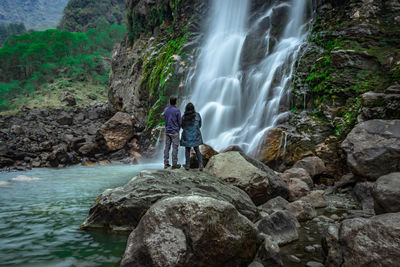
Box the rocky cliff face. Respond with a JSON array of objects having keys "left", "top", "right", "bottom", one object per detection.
[
  {"left": 108, "top": 0, "right": 207, "bottom": 136},
  {"left": 108, "top": 0, "right": 399, "bottom": 174},
  {"left": 256, "top": 0, "right": 400, "bottom": 179},
  {"left": 293, "top": 0, "right": 400, "bottom": 129},
  {"left": 57, "top": 0, "right": 126, "bottom": 32}
]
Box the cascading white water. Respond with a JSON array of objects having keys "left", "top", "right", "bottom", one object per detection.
[{"left": 184, "top": 0, "right": 312, "bottom": 154}]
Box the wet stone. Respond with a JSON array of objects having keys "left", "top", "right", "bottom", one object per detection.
[
  {"left": 305, "top": 246, "right": 316, "bottom": 253},
  {"left": 306, "top": 261, "right": 324, "bottom": 267},
  {"left": 287, "top": 255, "right": 301, "bottom": 263},
  {"left": 330, "top": 214, "right": 340, "bottom": 220}
]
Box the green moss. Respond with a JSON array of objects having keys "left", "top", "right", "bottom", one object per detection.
[
  {"left": 334, "top": 98, "right": 361, "bottom": 140},
  {"left": 141, "top": 34, "right": 187, "bottom": 129}
]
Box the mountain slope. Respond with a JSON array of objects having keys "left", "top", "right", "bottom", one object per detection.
[
  {"left": 58, "top": 0, "right": 125, "bottom": 32},
  {"left": 0, "top": 0, "right": 69, "bottom": 30}
]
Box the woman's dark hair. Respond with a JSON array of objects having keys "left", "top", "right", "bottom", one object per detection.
[{"left": 182, "top": 102, "right": 196, "bottom": 126}]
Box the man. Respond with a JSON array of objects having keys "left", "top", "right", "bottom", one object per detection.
[{"left": 163, "top": 96, "right": 181, "bottom": 169}]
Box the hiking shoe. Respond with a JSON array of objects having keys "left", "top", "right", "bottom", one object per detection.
[
  {"left": 172, "top": 164, "right": 181, "bottom": 169},
  {"left": 164, "top": 164, "right": 171, "bottom": 169},
  {"left": 184, "top": 165, "right": 190, "bottom": 171},
  {"left": 199, "top": 164, "right": 204, "bottom": 171}
]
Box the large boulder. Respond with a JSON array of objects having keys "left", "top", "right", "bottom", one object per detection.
[
  {"left": 81, "top": 169, "right": 259, "bottom": 231},
  {"left": 257, "top": 210, "right": 299, "bottom": 245},
  {"left": 323, "top": 212, "right": 400, "bottom": 267},
  {"left": 205, "top": 151, "right": 289, "bottom": 205},
  {"left": 279, "top": 167, "right": 313, "bottom": 188},
  {"left": 101, "top": 112, "right": 134, "bottom": 151},
  {"left": 293, "top": 156, "right": 326, "bottom": 178},
  {"left": 120, "top": 195, "right": 258, "bottom": 267},
  {"left": 372, "top": 172, "right": 400, "bottom": 214},
  {"left": 286, "top": 178, "right": 311, "bottom": 201},
  {"left": 341, "top": 120, "right": 400, "bottom": 180}
]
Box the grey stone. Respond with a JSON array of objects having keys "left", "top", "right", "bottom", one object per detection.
[
  {"left": 299, "top": 190, "right": 327, "bottom": 208},
  {"left": 257, "top": 210, "right": 299, "bottom": 245},
  {"left": 259, "top": 196, "right": 289, "bottom": 213},
  {"left": 293, "top": 156, "right": 326, "bottom": 178},
  {"left": 254, "top": 234, "right": 283, "bottom": 266},
  {"left": 279, "top": 167, "right": 313, "bottom": 188},
  {"left": 306, "top": 261, "right": 324, "bottom": 267},
  {"left": 285, "top": 200, "right": 317, "bottom": 221},
  {"left": 82, "top": 169, "right": 259, "bottom": 231},
  {"left": 120, "top": 195, "right": 258, "bottom": 267},
  {"left": 324, "top": 213, "right": 400, "bottom": 267},
  {"left": 372, "top": 172, "right": 400, "bottom": 214},
  {"left": 305, "top": 246, "right": 316, "bottom": 253},
  {"left": 287, "top": 255, "right": 301, "bottom": 263},
  {"left": 352, "top": 182, "right": 375, "bottom": 211},
  {"left": 56, "top": 112, "right": 73, "bottom": 125},
  {"left": 341, "top": 120, "right": 400, "bottom": 180},
  {"left": 286, "top": 178, "right": 311, "bottom": 201},
  {"left": 206, "top": 151, "right": 289, "bottom": 205}
]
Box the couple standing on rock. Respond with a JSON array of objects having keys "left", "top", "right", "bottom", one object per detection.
[{"left": 163, "top": 96, "right": 204, "bottom": 171}]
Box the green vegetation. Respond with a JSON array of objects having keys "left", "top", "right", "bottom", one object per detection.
[
  {"left": 0, "top": 0, "right": 69, "bottom": 30},
  {"left": 0, "top": 23, "right": 126, "bottom": 111},
  {"left": 0, "top": 23, "right": 27, "bottom": 46},
  {"left": 58, "top": 0, "right": 125, "bottom": 32},
  {"left": 143, "top": 35, "right": 187, "bottom": 128},
  {"left": 127, "top": 0, "right": 184, "bottom": 45},
  {"left": 2, "top": 78, "right": 108, "bottom": 114}
]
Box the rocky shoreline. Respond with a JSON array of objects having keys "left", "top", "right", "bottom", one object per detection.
[
  {"left": 80, "top": 136, "right": 400, "bottom": 266},
  {"left": 0, "top": 104, "right": 148, "bottom": 172}
]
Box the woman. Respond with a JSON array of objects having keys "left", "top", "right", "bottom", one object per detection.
[{"left": 180, "top": 102, "right": 203, "bottom": 171}]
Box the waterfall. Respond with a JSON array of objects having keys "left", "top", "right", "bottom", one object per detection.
[{"left": 183, "top": 0, "right": 313, "bottom": 154}]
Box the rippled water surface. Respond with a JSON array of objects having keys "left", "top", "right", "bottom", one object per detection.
[{"left": 0, "top": 164, "right": 161, "bottom": 267}]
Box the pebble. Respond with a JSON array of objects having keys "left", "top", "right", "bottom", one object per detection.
[
  {"left": 325, "top": 206, "right": 337, "bottom": 213},
  {"left": 313, "top": 244, "right": 322, "bottom": 250},
  {"left": 305, "top": 245, "right": 316, "bottom": 253},
  {"left": 318, "top": 215, "right": 333, "bottom": 222},
  {"left": 306, "top": 261, "right": 324, "bottom": 267},
  {"left": 248, "top": 261, "right": 263, "bottom": 267},
  {"left": 288, "top": 255, "right": 301, "bottom": 263},
  {"left": 330, "top": 214, "right": 340, "bottom": 220},
  {"left": 336, "top": 201, "right": 345, "bottom": 208},
  {"left": 307, "top": 237, "right": 315, "bottom": 242}
]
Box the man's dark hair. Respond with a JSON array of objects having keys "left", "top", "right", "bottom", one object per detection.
[{"left": 170, "top": 97, "right": 177, "bottom": 105}]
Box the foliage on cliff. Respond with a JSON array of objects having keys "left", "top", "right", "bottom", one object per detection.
[
  {"left": 109, "top": 0, "right": 202, "bottom": 131},
  {"left": 58, "top": 0, "right": 125, "bottom": 32},
  {"left": 0, "top": 23, "right": 27, "bottom": 46},
  {"left": 293, "top": 0, "right": 400, "bottom": 139},
  {"left": 0, "top": 0, "right": 69, "bottom": 30},
  {"left": 0, "top": 22, "right": 126, "bottom": 111}
]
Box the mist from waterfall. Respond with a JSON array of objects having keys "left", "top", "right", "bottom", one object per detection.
[{"left": 183, "top": 0, "right": 313, "bottom": 154}]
